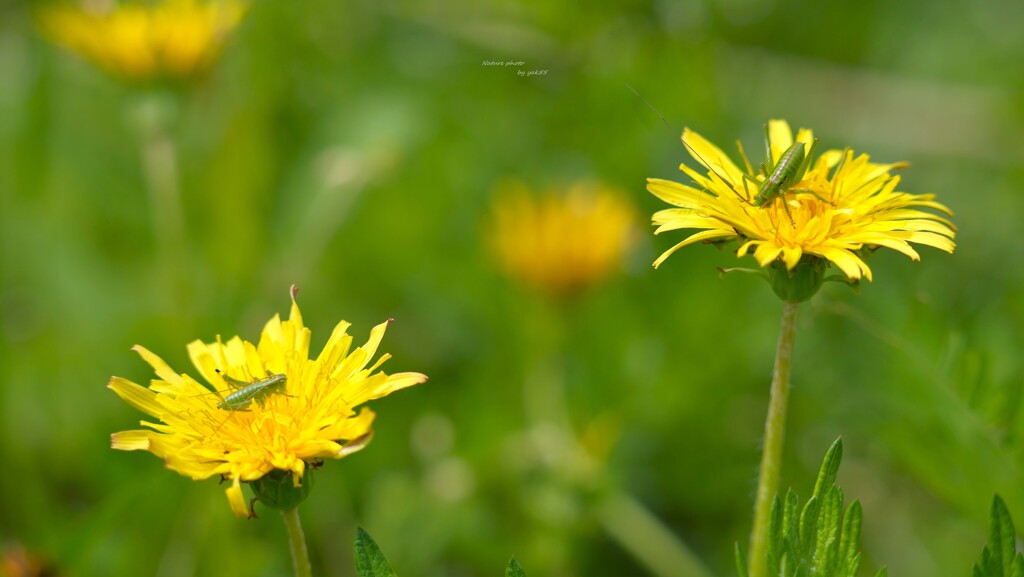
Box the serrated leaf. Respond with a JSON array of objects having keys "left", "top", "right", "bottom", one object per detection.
[
  {"left": 844, "top": 551, "right": 861, "bottom": 577},
  {"left": 813, "top": 487, "right": 842, "bottom": 573},
  {"left": 798, "top": 494, "right": 820, "bottom": 560},
  {"left": 751, "top": 440, "right": 882, "bottom": 577},
  {"left": 794, "top": 493, "right": 819, "bottom": 549},
  {"left": 506, "top": 556, "right": 526, "bottom": 577},
  {"left": 779, "top": 554, "right": 792, "bottom": 577},
  {"left": 784, "top": 490, "right": 800, "bottom": 542},
  {"left": 839, "top": 500, "right": 863, "bottom": 563},
  {"left": 993, "top": 496, "right": 1017, "bottom": 576},
  {"left": 1012, "top": 554, "right": 1024, "bottom": 577},
  {"left": 975, "top": 496, "right": 1022, "bottom": 577},
  {"left": 355, "top": 527, "right": 398, "bottom": 577},
  {"left": 811, "top": 438, "right": 843, "bottom": 501},
  {"left": 980, "top": 548, "right": 999, "bottom": 577}
]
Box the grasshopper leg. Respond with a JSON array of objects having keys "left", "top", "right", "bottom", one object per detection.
[{"left": 788, "top": 188, "right": 836, "bottom": 206}]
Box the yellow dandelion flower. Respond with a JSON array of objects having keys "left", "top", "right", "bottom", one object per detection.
[
  {"left": 108, "top": 290, "right": 427, "bottom": 517},
  {"left": 490, "top": 180, "right": 636, "bottom": 296},
  {"left": 38, "top": 0, "right": 246, "bottom": 83},
  {"left": 648, "top": 119, "right": 955, "bottom": 288}
]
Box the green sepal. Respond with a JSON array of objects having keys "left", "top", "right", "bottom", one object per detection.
[
  {"left": 355, "top": 527, "right": 398, "bottom": 577},
  {"left": 765, "top": 258, "right": 827, "bottom": 303},
  {"left": 718, "top": 266, "right": 768, "bottom": 279},
  {"left": 250, "top": 468, "right": 313, "bottom": 511},
  {"left": 822, "top": 274, "right": 862, "bottom": 295},
  {"left": 506, "top": 557, "right": 527, "bottom": 577}
]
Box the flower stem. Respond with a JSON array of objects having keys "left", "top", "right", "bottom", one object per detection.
[
  {"left": 747, "top": 300, "right": 799, "bottom": 577},
  {"left": 282, "top": 508, "right": 313, "bottom": 577}
]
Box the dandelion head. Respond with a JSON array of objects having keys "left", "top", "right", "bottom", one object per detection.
[
  {"left": 38, "top": 0, "right": 246, "bottom": 83},
  {"left": 647, "top": 120, "right": 956, "bottom": 300},
  {"left": 489, "top": 180, "right": 637, "bottom": 297},
  {"left": 108, "top": 290, "right": 427, "bottom": 517}
]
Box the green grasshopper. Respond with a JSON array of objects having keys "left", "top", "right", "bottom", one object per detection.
[
  {"left": 739, "top": 125, "right": 824, "bottom": 227},
  {"left": 215, "top": 370, "right": 288, "bottom": 410},
  {"left": 197, "top": 370, "right": 289, "bottom": 437},
  {"left": 683, "top": 125, "right": 833, "bottom": 228}
]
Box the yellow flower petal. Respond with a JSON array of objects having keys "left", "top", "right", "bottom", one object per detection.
[
  {"left": 111, "top": 430, "right": 153, "bottom": 451},
  {"left": 108, "top": 376, "right": 164, "bottom": 417},
  {"left": 646, "top": 178, "right": 708, "bottom": 208},
  {"left": 767, "top": 119, "right": 799, "bottom": 161},
  {"left": 682, "top": 129, "right": 745, "bottom": 186},
  {"left": 38, "top": 0, "right": 247, "bottom": 83},
  {"left": 131, "top": 345, "right": 184, "bottom": 386},
  {"left": 226, "top": 477, "right": 248, "bottom": 518},
  {"left": 653, "top": 229, "right": 737, "bottom": 268},
  {"left": 781, "top": 246, "right": 803, "bottom": 270}
]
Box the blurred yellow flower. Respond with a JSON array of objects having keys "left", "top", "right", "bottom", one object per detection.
[
  {"left": 490, "top": 180, "right": 636, "bottom": 296},
  {"left": 108, "top": 292, "right": 427, "bottom": 517},
  {"left": 648, "top": 120, "right": 956, "bottom": 281},
  {"left": 38, "top": 0, "right": 246, "bottom": 82}
]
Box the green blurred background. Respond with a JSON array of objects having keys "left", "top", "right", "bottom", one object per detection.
[{"left": 2, "top": 0, "right": 1024, "bottom": 575}]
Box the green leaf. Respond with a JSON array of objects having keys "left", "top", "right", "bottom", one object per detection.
[
  {"left": 812, "top": 487, "right": 842, "bottom": 573},
  {"left": 811, "top": 438, "right": 843, "bottom": 500},
  {"left": 974, "top": 495, "right": 1021, "bottom": 577},
  {"left": 993, "top": 496, "right": 1017, "bottom": 576},
  {"left": 355, "top": 527, "right": 398, "bottom": 577},
  {"left": 783, "top": 490, "right": 800, "bottom": 546},
  {"left": 843, "top": 551, "right": 862, "bottom": 577},
  {"left": 981, "top": 548, "right": 999, "bottom": 577},
  {"left": 838, "top": 500, "right": 862, "bottom": 564},
  {"left": 1012, "top": 554, "right": 1024, "bottom": 577},
  {"left": 874, "top": 568, "right": 888, "bottom": 577},
  {"left": 798, "top": 494, "right": 819, "bottom": 556},
  {"left": 506, "top": 556, "right": 526, "bottom": 577},
  {"left": 741, "top": 438, "right": 882, "bottom": 577}
]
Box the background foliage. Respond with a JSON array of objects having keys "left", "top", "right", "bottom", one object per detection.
[{"left": 2, "top": 0, "right": 1023, "bottom": 575}]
